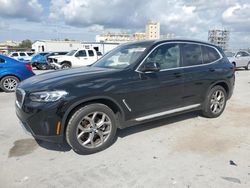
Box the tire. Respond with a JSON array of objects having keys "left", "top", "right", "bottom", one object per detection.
[
  {"left": 61, "top": 63, "right": 71, "bottom": 69},
  {"left": 201, "top": 86, "right": 227, "bottom": 118},
  {"left": 66, "top": 103, "right": 117, "bottom": 154},
  {"left": 245, "top": 62, "right": 250, "bottom": 70},
  {"left": 0, "top": 76, "right": 19, "bottom": 92},
  {"left": 37, "top": 64, "right": 48, "bottom": 70}
]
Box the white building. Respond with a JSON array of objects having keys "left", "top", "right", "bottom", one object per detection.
[
  {"left": 96, "top": 32, "right": 131, "bottom": 43},
  {"left": 133, "top": 32, "right": 146, "bottom": 41},
  {"left": 32, "top": 40, "right": 119, "bottom": 54},
  {"left": 145, "top": 22, "right": 160, "bottom": 40}
]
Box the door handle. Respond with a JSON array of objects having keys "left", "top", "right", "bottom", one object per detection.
[{"left": 174, "top": 72, "right": 182, "bottom": 78}]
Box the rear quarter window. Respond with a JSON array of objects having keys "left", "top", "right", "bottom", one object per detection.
[{"left": 202, "top": 46, "right": 221, "bottom": 64}]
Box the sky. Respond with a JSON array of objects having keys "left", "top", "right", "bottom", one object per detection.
[{"left": 0, "top": 0, "right": 250, "bottom": 49}]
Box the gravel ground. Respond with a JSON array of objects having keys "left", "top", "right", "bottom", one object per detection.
[{"left": 0, "top": 69, "right": 249, "bottom": 188}]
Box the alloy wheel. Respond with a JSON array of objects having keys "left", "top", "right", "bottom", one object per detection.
[
  {"left": 76, "top": 112, "right": 112, "bottom": 149},
  {"left": 3, "top": 77, "right": 18, "bottom": 91},
  {"left": 210, "top": 90, "right": 225, "bottom": 114}
]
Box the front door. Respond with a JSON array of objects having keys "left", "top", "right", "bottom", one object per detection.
[
  {"left": 74, "top": 50, "right": 88, "bottom": 67},
  {"left": 123, "top": 43, "right": 184, "bottom": 119}
]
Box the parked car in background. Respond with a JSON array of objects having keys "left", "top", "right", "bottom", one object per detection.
[
  {"left": 32, "top": 51, "right": 68, "bottom": 70},
  {"left": 48, "top": 48, "right": 102, "bottom": 69},
  {"left": 0, "top": 55, "right": 35, "bottom": 92},
  {"left": 31, "top": 52, "right": 49, "bottom": 69},
  {"left": 15, "top": 39, "right": 234, "bottom": 154},
  {"left": 225, "top": 51, "right": 250, "bottom": 70},
  {"left": 9, "top": 52, "right": 34, "bottom": 62}
]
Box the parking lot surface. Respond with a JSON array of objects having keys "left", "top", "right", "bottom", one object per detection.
[{"left": 0, "top": 70, "right": 250, "bottom": 188}]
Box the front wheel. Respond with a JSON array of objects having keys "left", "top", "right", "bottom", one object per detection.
[
  {"left": 66, "top": 104, "right": 117, "bottom": 154},
  {"left": 36, "top": 64, "right": 48, "bottom": 70},
  {"left": 0, "top": 76, "right": 19, "bottom": 92},
  {"left": 201, "top": 86, "right": 227, "bottom": 118},
  {"left": 61, "top": 63, "right": 71, "bottom": 69}
]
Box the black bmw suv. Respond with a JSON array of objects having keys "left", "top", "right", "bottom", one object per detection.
[{"left": 15, "top": 39, "right": 235, "bottom": 154}]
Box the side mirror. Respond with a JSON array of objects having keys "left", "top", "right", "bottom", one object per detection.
[{"left": 140, "top": 62, "right": 160, "bottom": 72}]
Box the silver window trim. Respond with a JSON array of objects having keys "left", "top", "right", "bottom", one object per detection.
[{"left": 135, "top": 41, "right": 223, "bottom": 73}]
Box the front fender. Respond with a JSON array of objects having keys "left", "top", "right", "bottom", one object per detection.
[{"left": 60, "top": 96, "right": 125, "bottom": 133}]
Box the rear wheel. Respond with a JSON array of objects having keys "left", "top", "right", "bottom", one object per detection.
[
  {"left": 201, "top": 86, "right": 227, "bottom": 118},
  {"left": 66, "top": 104, "right": 117, "bottom": 154},
  {"left": 0, "top": 76, "right": 19, "bottom": 92}
]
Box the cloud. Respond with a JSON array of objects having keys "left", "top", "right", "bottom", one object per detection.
[
  {"left": 222, "top": 3, "right": 250, "bottom": 23},
  {"left": 0, "top": 0, "right": 43, "bottom": 21}
]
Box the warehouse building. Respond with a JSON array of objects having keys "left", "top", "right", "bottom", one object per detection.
[{"left": 32, "top": 40, "right": 119, "bottom": 54}]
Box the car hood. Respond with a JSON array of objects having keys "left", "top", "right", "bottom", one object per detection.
[
  {"left": 55, "top": 55, "right": 72, "bottom": 62},
  {"left": 18, "top": 66, "right": 117, "bottom": 92}
]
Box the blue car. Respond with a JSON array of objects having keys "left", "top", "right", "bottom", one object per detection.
[
  {"left": 31, "top": 52, "right": 49, "bottom": 70},
  {"left": 31, "top": 52, "right": 68, "bottom": 70},
  {"left": 0, "top": 54, "right": 35, "bottom": 92}
]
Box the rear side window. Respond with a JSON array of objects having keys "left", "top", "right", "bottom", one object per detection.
[
  {"left": 20, "top": 53, "right": 26, "bottom": 56},
  {"left": 88, "top": 50, "right": 94, "bottom": 57},
  {"left": 181, "top": 44, "right": 203, "bottom": 66},
  {"left": 202, "top": 46, "right": 221, "bottom": 64}
]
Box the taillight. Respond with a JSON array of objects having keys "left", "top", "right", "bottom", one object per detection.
[{"left": 25, "top": 63, "right": 33, "bottom": 72}]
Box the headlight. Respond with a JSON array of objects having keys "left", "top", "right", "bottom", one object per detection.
[{"left": 29, "top": 91, "right": 68, "bottom": 102}]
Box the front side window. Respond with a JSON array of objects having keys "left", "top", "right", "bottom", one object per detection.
[
  {"left": 93, "top": 42, "right": 150, "bottom": 69},
  {"left": 239, "top": 51, "right": 249, "bottom": 57},
  {"left": 144, "top": 43, "right": 180, "bottom": 70},
  {"left": 11, "top": 53, "right": 18, "bottom": 57},
  {"left": 182, "top": 44, "right": 203, "bottom": 66},
  {"left": 75, "top": 50, "right": 87, "bottom": 57},
  {"left": 202, "top": 46, "right": 221, "bottom": 64}
]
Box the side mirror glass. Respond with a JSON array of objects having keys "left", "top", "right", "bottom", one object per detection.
[{"left": 140, "top": 62, "right": 160, "bottom": 72}]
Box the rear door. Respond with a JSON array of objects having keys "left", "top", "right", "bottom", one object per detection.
[
  {"left": 180, "top": 43, "right": 222, "bottom": 106},
  {"left": 87, "top": 50, "right": 98, "bottom": 64}
]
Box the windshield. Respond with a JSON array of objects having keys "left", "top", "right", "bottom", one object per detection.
[
  {"left": 92, "top": 43, "right": 150, "bottom": 69},
  {"left": 67, "top": 50, "right": 77, "bottom": 56},
  {"left": 225, "top": 51, "right": 235, "bottom": 57}
]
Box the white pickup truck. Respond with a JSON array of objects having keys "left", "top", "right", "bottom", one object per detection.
[{"left": 48, "top": 48, "right": 102, "bottom": 69}]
